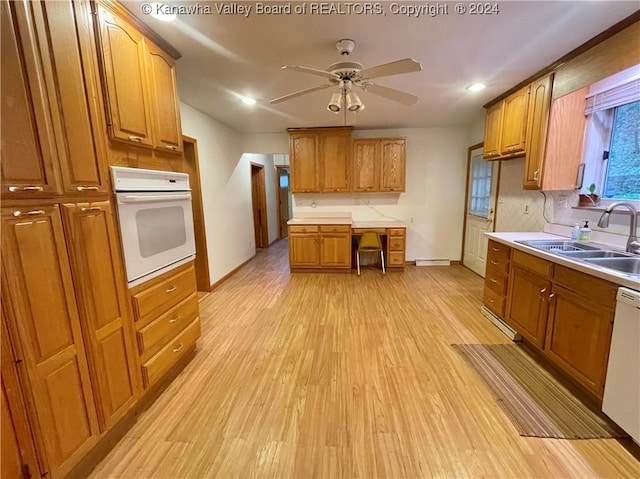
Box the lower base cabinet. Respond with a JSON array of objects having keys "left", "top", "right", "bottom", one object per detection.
[{"left": 289, "top": 225, "right": 351, "bottom": 271}]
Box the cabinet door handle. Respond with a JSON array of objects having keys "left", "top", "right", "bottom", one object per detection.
[
  {"left": 490, "top": 260, "right": 499, "bottom": 265},
  {"left": 12, "top": 210, "right": 45, "bottom": 217},
  {"left": 8, "top": 185, "right": 43, "bottom": 192},
  {"left": 172, "top": 343, "right": 184, "bottom": 353},
  {"left": 548, "top": 293, "right": 556, "bottom": 300},
  {"left": 533, "top": 170, "right": 539, "bottom": 181},
  {"left": 166, "top": 286, "right": 177, "bottom": 293},
  {"left": 169, "top": 315, "right": 181, "bottom": 324},
  {"left": 540, "top": 288, "right": 547, "bottom": 294},
  {"left": 488, "top": 298, "right": 495, "bottom": 304},
  {"left": 128, "top": 135, "right": 143, "bottom": 142},
  {"left": 80, "top": 207, "right": 102, "bottom": 213},
  {"left": 491, "top": 247, "right": 500, "bottom": 252},
  {"left": 490, "top": 278, "right": 498, "bottom": 283},
  {"left": 76, "top": 186, "right": 100, "bottom": 191},
  {"left": 163, "top": 144, "right": 177, "bottom": 151}
]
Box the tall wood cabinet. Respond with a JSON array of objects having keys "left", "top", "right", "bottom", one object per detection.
[{"left": 523, "top": 74, "right": 553, "bottom": 189}]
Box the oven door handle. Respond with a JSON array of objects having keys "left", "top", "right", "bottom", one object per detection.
[{"left": 120, "top": 194, "right": 192, "bottom": 203}]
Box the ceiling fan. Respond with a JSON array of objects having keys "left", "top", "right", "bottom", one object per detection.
[{"left": 270, "top": 39, "right": 423, "bottom": 113}]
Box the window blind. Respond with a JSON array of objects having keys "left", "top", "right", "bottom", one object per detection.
[{"left": 584, "top": 78, "right": 640, "bottom": 115}]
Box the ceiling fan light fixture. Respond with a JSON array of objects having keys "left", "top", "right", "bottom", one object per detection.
[
  {"left": 327, "top": 92, "right": 342, "bottom": 113},
  {"left": 346, "top": 91, "right": 364, "bottom": 112}
]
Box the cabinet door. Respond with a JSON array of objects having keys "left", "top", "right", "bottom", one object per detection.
[
  {"left": 320, "top": 234, "right": 351, "bottom": 268},
  {"left": 289, "top": 234, "right": 320, "bottom": 267},
  {"left": 34, "top": 0, "right": 109, "bottom": 195},
  {"left": 145, "top": 39, "right": 183, "bottom": 154},
  {"left": 62, "top": 202, "right": 139, "bottom": 431},
  {"left": 540, "top": 87, "right": 588, "bottom": 191},
  {"left": 352, "top": 139, "right": 379, "bottom": 192},
  {"left": 290, "top": 134, "right": 319, "bottom": 193},
  {"left": 318, "top": 131, "right": 350, "bottom": 192},
  {"left": 380, "top": 139, "right": 406, "bottom": 192},
  {"left": 523, "top": 74, "right": 553, "bottom": 189},
  {"left": 1, "top": 0, "right": 60, "bottom": 198},
  {"left": 1, "top": 206, "right": 99, "bottom": 478},
  {"left": 483, "top": 102, "right": 503, "bottom": 160},
  {"left": 98, "top": 6, "right": 153, "bottom": 147},
  {"left": 545, "top": 285, "right": 614, "bottom": 396},
  {"left": 500, "top": 86, "right": 530, "bottom": 156},
  {"left": 506, "top": 265, "right": 551, "bottom": 348}
]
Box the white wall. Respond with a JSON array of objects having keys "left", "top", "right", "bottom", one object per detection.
[{"left": 293, "top": 128, "right": 469, "bottom": 261}]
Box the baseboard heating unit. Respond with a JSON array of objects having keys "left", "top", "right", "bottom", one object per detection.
[
  {"left": 415, "top": 258, "right": 450, "bottom": 266},
  {"left": 481, "top": 306, "right": 522, "bottom": 341}
]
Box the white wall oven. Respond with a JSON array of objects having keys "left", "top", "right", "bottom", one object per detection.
[{"left": 111, "top": 167, "right": 196, "bottom": 287}]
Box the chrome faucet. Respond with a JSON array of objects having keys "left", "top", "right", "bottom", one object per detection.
[{"left": 597, "top": 202, "right": 640, "bottom": 254}]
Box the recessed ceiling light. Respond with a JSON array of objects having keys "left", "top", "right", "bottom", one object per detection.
[
  {"left": 467, "top": 83, "right": 486, "bottom": 92},
  {"left": 148, "top": 3, "right": 177, "bottom": 22},
  {"left": 241, "top": 97, "right": 256, "bottom": 105}
]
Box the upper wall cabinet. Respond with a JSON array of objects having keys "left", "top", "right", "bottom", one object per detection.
[
  {"left": 352, "top": 138, "right": 407, "bottom": 193},
  {"left": 318, "top": 129, "right": 351, "bottom": 192},
  {"left": 483, "top": 85, "right": 531, "bottom": 161},
  {"left": 96, "top": 4, "right": 182, "bottom": 154},
  {"left": 1, "top": 0, "right": 109, "bottom": 199},
  {"left": 290, "top": 132, "right": 319, "bottom": 193},
  {"left": 523, "top": 74, "right": 554, "bottom": 189}
]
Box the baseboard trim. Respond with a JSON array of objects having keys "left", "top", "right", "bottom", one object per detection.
[
  {"left": 210, "top": 254, "right": 256, "bottom": 291},
  {"left": 450, "top": 260, "right": 462, "bottom": 265}
]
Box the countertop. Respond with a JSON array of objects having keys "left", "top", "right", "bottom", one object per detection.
[
  {"left": 287, "top": 216, "right": 406, "bottom": 228},
  {"left": 486, "top": 232, "right": 640, "bottom": 290}
]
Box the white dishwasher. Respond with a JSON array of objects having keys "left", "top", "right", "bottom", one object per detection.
[{"left": 602, "top": 287, "right": 640, "bottom": 445}]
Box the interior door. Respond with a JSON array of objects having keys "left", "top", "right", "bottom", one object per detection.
[
  {"left": 463, "top": 145, "right": 498, "bottom": 276},
  {"left": 277, "top": 167, "right": 291, "bottom": 238}
]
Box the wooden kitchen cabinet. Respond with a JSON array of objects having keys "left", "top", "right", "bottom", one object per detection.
[
  {"left": 319, "top": 225, "right": 351, "bottom": 267},
  {"left": 146, "top": 39, "right": 183, "bottom": 153},
  {"left": 289, "top": 232, "right": 321, "bottom": 267},
  {"left": 380, "top": 139, "right": 406, "bottom": 192},
  {"left": 288, "top": 224, "right": 351, "bottom": 270},
  {"left": 500, "top": 86, "right": 530, "bottom": 156},
  {"left": 1, "top": 0, "right": 61, "bottom": 199},
  {"left": 318, "top": 129, "right": 351, "bottom": 192},
  {"left": 97, "top": 4, "right": 154, "bottom": 148},
  {"left": 289, "top": 133, "right": 319, "bottom": 193},
  {"left": 483, "top": 102, "right": 504, "bottom": 160},
  {"left": 61, "top": 202, "right": 139, "bottom": 431},
  {"left": 352, "top": 139, "right": 379, "bottom": 192},
  {"left": 483, "top": 240, "right": 511, "bottom": 318},
  {"left": 1, "top": 205, "right": 100, "bottom": 479},
  {"left": 523, "top": 74, "right": 553, "bottom": 189}
]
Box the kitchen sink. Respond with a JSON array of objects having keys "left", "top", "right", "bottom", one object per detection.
[
  {"left": 516, "top": 240, "right": 600, "bottom": 252},
  {"left": 584, "top": 257, "right": 640, "bottom": 275},
  {"left": 556, "top": 250, "right": 631, "bottom": 259}
]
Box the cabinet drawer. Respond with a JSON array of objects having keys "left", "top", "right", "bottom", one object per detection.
[
  {"left": 487, "top": 240, "right": 511, "bottom": 261},
  {"left": 142, "top": 318, "right": 200, "bottom": 388},
  {"left": 131, "top": 265, "right": 196, "bottom": 325},
  {"left": 389, "top": 237, "right": 405, "bottom": 251},
  {"left": 553, "top": 265, "right": 617, "bottom": 306},
  {"left": 319, "top": 224, "right": 351, "bottom": 233},
  {"left": 352, "top": 228, "right": 386, "bottom": 235},
  {"left": 486, "top": 255, "right": 509, "bottom": 275},
  {"left": 136, "top": 293, "right": 199, "bottom": 357},
  {"left": 512, "top": 250, "right": 553, "bottom": 278},
  {"left": 484, "top": 269, "right": 508, "bottom": 295},
  {"left": 483, "top": 287, "right": 506, "bottom": 317},
  {"left": 388, "top": 228, "right": 406, "bottom": 237},
  {"left": 288, "top": 225, "right": 318, "bottom": 234},
  {"left": 388, "top": 251, "right": 405, "bottom": 266}
]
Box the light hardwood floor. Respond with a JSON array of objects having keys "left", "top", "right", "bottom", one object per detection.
[{"left": 90, "top": 240, "right": 640, "bottom": 478}]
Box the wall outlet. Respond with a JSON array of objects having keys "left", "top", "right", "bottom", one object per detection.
[
  {"left": 410, "top": 217, "right": 414, "bottom": 223},
  {"left": 558, "top": 195, "right": 568, "bottom": 209},
  {"left": 498, "top": 197, "right": 504, "bottom": 204},
  {"left": 524, "top": 204, "right": 530, "bottom": 214}
]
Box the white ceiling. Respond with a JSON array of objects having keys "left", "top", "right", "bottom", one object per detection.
[{"left": 124, "top": 1, "right": 639, "bottom": 133}]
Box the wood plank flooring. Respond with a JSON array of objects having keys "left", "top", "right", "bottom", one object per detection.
[{"left": 89, "top": 240, "right": 640, "bottom": 478}]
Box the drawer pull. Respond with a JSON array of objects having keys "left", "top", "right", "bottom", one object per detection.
[
  {"left": 76, "top": 186, "right": 99, "bottom": 191},
  {"left": 490, "top": 278, "right": 498, "bottom": 283},
  {"left": 491, "top": 247, "right": 500, "bottom": 252},
  {"left": 169, "top": 315, "right": 181, "bottom": 324},
  {"left": 172, "top": 343, "right": 184, "bottom": 353},
  {"left": 163, "top": 144, "right": 178, "bottom": 151},
  {"left": 8, "top": 185, "right": 43, "bottom": 192},
  {"left": 490, "top": 260, "right": 499, "bottom": 265},
  {"left": 488, "top": 298, "right": 495, "bottom": 303},
  {"left": 128, "top": 135, "right": 143, "bottom": 142},
  {"left": 80, "top": 207, "right": 102, "bottom": 213},
  {"left": 12, "top": 210, "right": 45, "bottom": 217},
  {"left": 166, "top": 286, "right": 177, "bottom": 293}
]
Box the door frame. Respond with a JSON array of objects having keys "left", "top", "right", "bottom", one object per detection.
[
  {"left": 275, "top": 165, "right": 290, "bottom": 240},
  {"left": 250, "top": 162, "right": 269, "bottom": 249},
  {"left": 460, "top": 142, "right": 502, "bottom": 264},
  {"left": 182, "top": 135, "right": 211, "bottom": 292}
]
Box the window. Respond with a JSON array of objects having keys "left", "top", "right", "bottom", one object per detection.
[
  {"left": 582, "top": 65, "right": 640, "bottom": 205},
  {"left": 468, "top": 152, "right": 493, "bottom": 218}
]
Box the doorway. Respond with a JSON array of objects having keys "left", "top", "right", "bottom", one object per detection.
[
  {"left": 251, "top": 163, "right": 269, "bottom": 249},
  {"left": 182, "top": 135, "right": 211, "bottom": 292},
  {"left": 275, "top": 166, "right": 291, "bottom": 239},
  {"left": 462, "top": 143, "right": 500, "bottom": 277}
]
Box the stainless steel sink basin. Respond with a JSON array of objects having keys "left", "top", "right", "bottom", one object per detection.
[
  {"left": 556, "top": 250, "right": 631, "bottom": 259},
  {"left": 516, "top": 240, "right": 600, "bottom": 252},
  {"left": 584, "top": 257, "right": 640, "bottom": 274}
]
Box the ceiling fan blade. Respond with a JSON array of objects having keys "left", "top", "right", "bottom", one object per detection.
[
  {"left": 282, "top": 65, "right": 340, "bottom": 80},
  {"left": 269, "top": 84, "right": 331, "bottom": 104},
  {"left": 358, "top": 58, "right": 422, "bottom": 80},
  {"left": 360, "top": 83, "right": 418, "bottom": 105}
]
